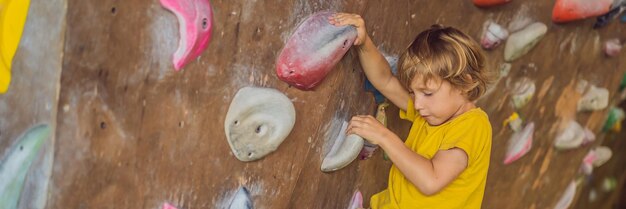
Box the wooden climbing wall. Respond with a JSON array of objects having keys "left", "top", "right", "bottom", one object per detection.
[
  {"left": 50, "top": 0, "right": 378, "bottom": 208},
  {"left": 1, "top": 0, "right": 619, "bottom": 208}
]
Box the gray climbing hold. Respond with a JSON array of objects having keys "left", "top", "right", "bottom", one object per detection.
[
  {"left": 321, "top": 121, "right": 364, "bottom": 172},
  {"left": 0, "top": 124, "right": 50, "bottom": 209},
  {"left": 229, "top": 187, "right": 253, "bottom": 209}
]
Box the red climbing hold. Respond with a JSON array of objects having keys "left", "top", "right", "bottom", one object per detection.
[
  {"left": 473, "top": 0, "right": 512, "bottom": 7},
  {"left": 276, "top": 11, "right": 357, "bottom": 90},
  {"left": 552, "top": 0, "right": 613, "bottom": 23}
]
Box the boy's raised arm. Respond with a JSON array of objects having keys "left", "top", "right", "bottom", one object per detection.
[{"left": 330, "top": 13, "right": 411, "bottom": 111}]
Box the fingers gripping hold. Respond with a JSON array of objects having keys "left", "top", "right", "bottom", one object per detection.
[{"left": 329, "top": 13, "right": 367, "bottom": 45}]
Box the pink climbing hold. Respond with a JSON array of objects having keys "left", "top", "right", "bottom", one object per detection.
[
  {"left": 347, "top": 190, "right": 363, "bottom": 209},
  {"left": 480, "top": 21, "right": 509, "bottom": 50},
  {"left": 504, "top": 122, "right": 534, "bottom": 165},
  {"left": 359, "top": 142, "right": 378, "bottom": 160},
  {"left": 276, "top": 11, "right": 357, "bottom": 90},
  {"left": 604, "top": 38, "right": 622, "bottom": 57},
  {"left": 160, "top": 0, "right": 213, "bottom": 71},
  {"left": 162, "top": 203, "right": 178, "bottom": 209},
  {"left": 552, "top": 0, "right": 613, "bottom": 23},
  {"left": 581, "top": 149, "right": 596, "bottom": 175}
]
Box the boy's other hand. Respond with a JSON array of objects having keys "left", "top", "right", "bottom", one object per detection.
[
  {"left": 347, "top": 115, "right": 394, "bottom": 145},
  {"left": 329, "top": 13, "right": 368, "bottom": 45}
]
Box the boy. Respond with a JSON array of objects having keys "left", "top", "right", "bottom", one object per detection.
[{"left": 330, "top": 13, "right": 495, "bottom": 208}]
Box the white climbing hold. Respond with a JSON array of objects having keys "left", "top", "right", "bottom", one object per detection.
[{"left": 481, "top": 20, "right": 509, "bottom": 50}]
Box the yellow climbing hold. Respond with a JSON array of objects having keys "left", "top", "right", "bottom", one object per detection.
[
  {"left": 376, "top": 101, "right": 390, "bottom": 161},
  {"left": 611, "top": 120, "right": 622, "bottom": 133},
  {"left": 502, "top": 112, "right": 519, "bottom": 125},
  {"left": 375, "top": 102, "right": 390, "bottom": 127},
  {"left": 503, "top": 112, "right": 522, "bottom": 132},
  {"left": 0, "top": 0, "right": 30, "bottom": 93}
]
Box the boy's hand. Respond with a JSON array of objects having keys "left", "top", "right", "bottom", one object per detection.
[
  {"left": 347, "top": 115, "right": 394, "bottom": 145},
  {"left": 329, "top": 13, "right": 368, "bottom": 45}
]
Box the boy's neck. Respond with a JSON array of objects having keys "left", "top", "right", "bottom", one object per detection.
[{"left": 450, "top": 101, "right": 476, "bottom": 121}]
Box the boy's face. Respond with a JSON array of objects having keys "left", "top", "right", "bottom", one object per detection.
[{"left": 409, "top": 75, "right": 472, "bottom": 126}]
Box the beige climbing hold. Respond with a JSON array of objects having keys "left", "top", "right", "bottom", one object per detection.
[
  {"left": 504, "top": 22, "right": 548, "bottom": 61},
  {"left": 592, "top": 146, "right": 612, "bottom": 167},
  {"left": 577, "top": 85, "right": 609, "bottom": 112},
  {"left": 508, "top": 16, "right": 533, "bottom": 33},
  {"left": 554, "top": 120, "right": 590, "bottom": 150},
  {"left": 500, "top": 63, "right": 512, "bottom": 78},
  {"left": 224, "top": 87, "right": 296, "bottom": 162},
  {"left": 510, "top": 77, "right": 536, "bottom": 109}
]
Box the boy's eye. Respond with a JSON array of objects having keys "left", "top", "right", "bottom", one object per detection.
[{"left": 424, "top": 92, "right": 433, "bottom": 96}]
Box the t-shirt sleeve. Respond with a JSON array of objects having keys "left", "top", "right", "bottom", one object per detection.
[
  {"left": 399, "top": 99, "right": 417, "bottom": 122},
  {"left": 440, "top": 116, "right": 491, "bottom": 163}
]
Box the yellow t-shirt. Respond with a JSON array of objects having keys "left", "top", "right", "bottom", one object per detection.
[{"left": 370, "top": 100, "right": 492, "bottom": 209}]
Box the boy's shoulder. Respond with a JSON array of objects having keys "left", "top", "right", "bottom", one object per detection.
[
  {"left": 449, "top": 108, "right": 490, "bottom": 127},
  {"left": 439, "top": 108, "right": 492, "bottom": 154}
]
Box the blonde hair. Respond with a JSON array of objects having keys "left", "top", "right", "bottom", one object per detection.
[{"left": 398, "top": 24, "right": 495, "bottom": 101}]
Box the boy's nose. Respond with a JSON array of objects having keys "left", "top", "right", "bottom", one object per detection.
[{"left": 414, "top": 100, "right": 425, "bottom": 111}]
